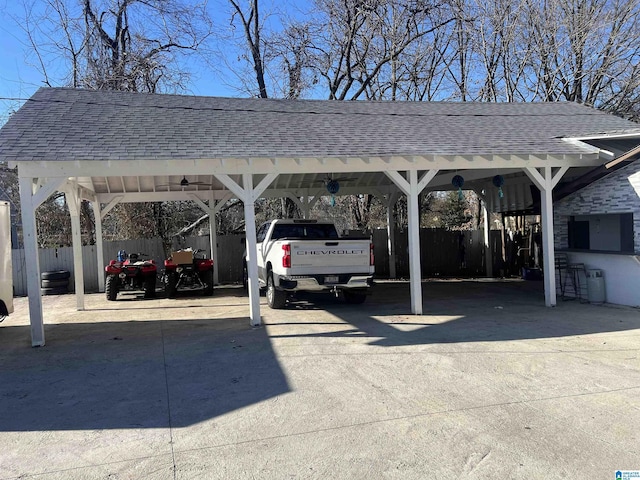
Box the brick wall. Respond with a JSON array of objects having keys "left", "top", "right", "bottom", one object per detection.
[{"left": 554, "top": 161, "right": 640, "bottom": 252}]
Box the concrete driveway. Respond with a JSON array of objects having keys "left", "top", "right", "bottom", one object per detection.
[{"left": 1, "top": 280, "right": 639, "bottom": 479}]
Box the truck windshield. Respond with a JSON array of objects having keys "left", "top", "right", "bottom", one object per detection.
[{"left": 271, "top": 223, "right": 339, "bottom": 240}]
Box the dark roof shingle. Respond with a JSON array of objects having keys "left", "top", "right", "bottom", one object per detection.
[{"left": 1, "top": 87, "right": 639, "bottom": 162}]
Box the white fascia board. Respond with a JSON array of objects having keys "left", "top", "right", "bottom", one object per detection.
[
  {"left": 567, "top": 131, "right": 640, "bottom": 141},
  {"left": 10, "top": 150, "right": 602, "bottom": 179},
  {"left": 562, "top": 137, "right": 614, "bottom": 158}
]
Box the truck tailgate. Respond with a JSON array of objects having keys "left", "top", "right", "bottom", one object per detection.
[{"left": 289, "top": 240, "right": 372, "bottom": 274}]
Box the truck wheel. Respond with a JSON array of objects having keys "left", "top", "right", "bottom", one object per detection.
[
  {"left": 165, "top": 272, "right": 177, "bottom": 298},
  {"left": 266, "top": 273, "right": 286, "bottom": 309},
  {"left": 144, "top": 274, "right": 156, "bottom": 299},
  {"left": 202, "top": 270, "right": 214, "bottom": 296},
  {"left": 105, "top": 275, "right": 118, "bottom": 301},
  {"left": 343, "top": 290, "right": 367, "bottom": 305}
]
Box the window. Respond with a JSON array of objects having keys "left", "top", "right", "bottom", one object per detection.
[
  {"left": 271, "top": 223, "right": 339, "bottom": 240},
  {"left": 568, "top": 213, "right": 634, "bottom": 253}
]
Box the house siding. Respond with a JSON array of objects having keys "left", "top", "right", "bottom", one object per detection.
[{"left": 554, "top": 161, "right": 640, "bottom": 253}]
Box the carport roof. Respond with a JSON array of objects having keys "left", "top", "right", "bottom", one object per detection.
[
  {"left": 7, "top": 88, "right": 640, "bottom": 347},
  {"left": 2, "top": 87, "right": 640, "bottom": 162}
]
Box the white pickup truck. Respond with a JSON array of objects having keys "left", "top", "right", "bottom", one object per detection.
[{"left": 245, "top": 219, "right": 374, "bottom": 308}]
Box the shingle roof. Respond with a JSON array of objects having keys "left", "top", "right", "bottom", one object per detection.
[{"left": 1, "top": 87, "right": 639, "bottom": 162}]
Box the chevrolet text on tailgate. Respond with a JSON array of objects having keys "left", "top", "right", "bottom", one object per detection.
[{"left": 245, "top": 219, "right": 375, "bottom": 309}]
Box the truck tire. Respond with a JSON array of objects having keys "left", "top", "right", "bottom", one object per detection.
[
  {"left": 343, "top": 290, "right": 367, "bottom": 305},
  {"left": 144, "top": 275, "right": 156, "bottom": 299},
  {"left": 266, "top": 272, "right": 286, "bottom": 309},
  {"left": 242, "top": 262, "right": 248, "bottom": 290},
  {"left": 105, "top": 275, "right": 118, "bottom": 301},
  {"left": 202, "top": 270, "right": 214, "bottom": 296},
  {"left": 165, "top": 272, "right": 177, "bottom": 298},
  {"left": 41, "top": 270, "right": 70, "bottom": 281}
]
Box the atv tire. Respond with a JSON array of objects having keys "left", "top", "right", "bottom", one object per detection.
[
  {"left": 144, "top": 275, "right": 156, "bottom": 299},
  {"left": 202, "top": 270, "right": 214, "bottom": 296},
  {"left": 165, "top": 272, "right": 177, "bottom": 298},
  {"left": 105, "top": 275, "right": 118, "bottom": 301}
]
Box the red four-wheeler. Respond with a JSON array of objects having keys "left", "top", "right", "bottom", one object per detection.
[
  {"left": 105, "top": 250, "right": 157, "bottom": 301},
  {"left": 163, "top": 249, "right": 214, "bottom": 298}
]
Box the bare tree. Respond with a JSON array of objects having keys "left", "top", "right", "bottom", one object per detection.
[
  {"left": 228, "top": 0, "right": 269, "bottom": 98},
  {"left": 269, "top": 22, "right": 316, "bottom": 99},
  {"left": 471, "top": 0, "right": 527, "bottom": 101},
  {"left": 517, "top": 0, "right": 640, "bottom": 114},
  {"left": 6, "top": 0, "right": 213, "bottom": 247},
  {"left": 15, "top": 0, "right": 212, "bottom": 92},
  {"left": 306, "top": 0, "right": 456, "bottom": 101},
  {"left": 444, "top": 0, "right": 475, "bottom": 100}
]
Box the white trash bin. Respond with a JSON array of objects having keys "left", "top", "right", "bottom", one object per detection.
[{"left": 586, "top": 269, "right": 605, "bottom": 304}]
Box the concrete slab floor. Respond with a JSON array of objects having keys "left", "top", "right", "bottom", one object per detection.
[{"left": 0, "top": 280, "right": 639, "bottom": 479}]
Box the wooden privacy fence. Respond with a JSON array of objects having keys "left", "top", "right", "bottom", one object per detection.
[
  {"left": 374, "top": 228, "right": 488, "bottom": 278},
  {"left": 12, "top": 229, "right": 499, "bottom": 296}
]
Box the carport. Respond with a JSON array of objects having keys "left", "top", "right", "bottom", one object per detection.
[{"left": 2, "top": 87, "right": 640, "bottom": 346}]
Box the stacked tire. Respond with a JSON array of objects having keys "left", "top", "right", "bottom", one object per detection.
[{"left": 41, "top": 270, "right": 70, "bottom": 296}]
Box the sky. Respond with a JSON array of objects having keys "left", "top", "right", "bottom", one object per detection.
[
  {"left": 0, "top": 0, "right": 301, "bottom": 125},
  {"left": 0, "top": 1, "right": 50, "bottom": 121}
]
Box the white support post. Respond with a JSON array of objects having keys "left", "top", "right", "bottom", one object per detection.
[
  {"left": 283, "top": 189, "right": 324, "bottom": 219},
  {"left": 215, "top": 173, "right": 278, "bottom": 326},
  {"left": 242, "top": 174, "right": 261, "bottom": 326},
  {"left": 188, "top": 191, "right": 234, "bottom": 285},
  {"left": 301, "top": 189, "right": 323, "bottom": 218},
  {"left": 18, "top": 177, "right": 45, "bottom": 346},
  {"left": 483, "top": 200, "right": 493, "bottom": 277},
  {"left": 92, "top": 201, "right": 105, "bottom": 292},
  {"left": 385, "top": 170, "right": 438, "bottom": 314},
  {"left": 65, "top": 186, "right": 85, "bottom": 311},
  {"left": 477, "top": 191, "right": 493, "bottom": 278},
  {"left": 524, "top": 166, "right": 568, "bottom": 307},
  {"left": 406, "top": 171, "right": 422, "bottom": 314}
]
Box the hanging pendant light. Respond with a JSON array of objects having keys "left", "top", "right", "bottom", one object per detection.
[
  {"left": 452, "top": 175, "right": 464, "bottom": 200},
  {"left": 326, "top": 179, "right": 340, "bottom": 206},
  {"left": 492, "top": 175, "right": 505, "bottom": 198}
]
